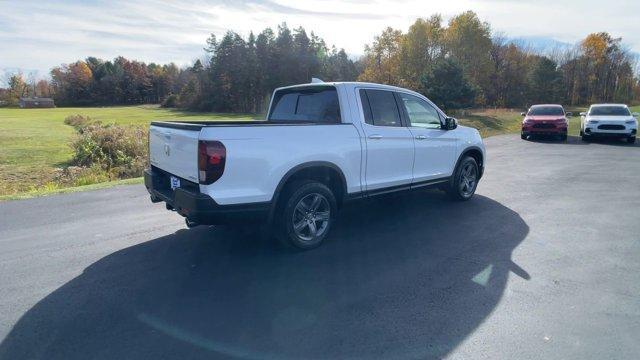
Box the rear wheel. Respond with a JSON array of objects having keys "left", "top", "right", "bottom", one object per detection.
[
  {"left": 446, "top": 156, "right": 479, "bottom": 201},
  {"left": 276, "top": 180, "right": 337, "bottom": 250}
]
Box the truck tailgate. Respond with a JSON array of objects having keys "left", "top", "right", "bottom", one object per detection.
[{"left": 149, "top": 125, "right": 200, "bottom": 183}]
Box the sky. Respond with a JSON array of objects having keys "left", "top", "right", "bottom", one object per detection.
[{"left": 1, "top": 0, "right": 639, "bottom": 83}]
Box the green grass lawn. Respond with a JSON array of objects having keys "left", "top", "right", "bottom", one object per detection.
[
  {"left": 455, "top": 107, "right": 586, "bottom": 138},
  {"left": 0, "top": 105, "right": 258, "bottom": 198},
  {"left": 1, "top": 104, "right": 637, "bottom": 200},
  {"left": 455, "top": 105, "right": 640, "bottom": 138}
]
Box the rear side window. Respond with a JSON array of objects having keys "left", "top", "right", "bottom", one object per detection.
[
  {"left": 360, "top": 89, "right": 401, "bottom": 127},
  {"left": 269, "top": 87, "right": 341, "bottom": 123}
]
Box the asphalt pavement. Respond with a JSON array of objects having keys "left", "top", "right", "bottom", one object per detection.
[{"left": 1, "top": 134, "right": 639, "bottom": 359}]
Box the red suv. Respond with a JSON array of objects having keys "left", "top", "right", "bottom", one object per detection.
[{"left": 521, "top": 104, "right": 570, "bottom": 141}]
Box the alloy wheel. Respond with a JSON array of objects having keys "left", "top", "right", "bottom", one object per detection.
[
  {"left": 292, "top": 193, "right": 331, "bottom": 242},
  {"left": 459, "top": 162, "right": 478, "bottom": 197}
]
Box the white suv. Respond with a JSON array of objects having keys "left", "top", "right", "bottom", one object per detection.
[{"left": 580, "top": 104, "right": 638, "bottom": 143}]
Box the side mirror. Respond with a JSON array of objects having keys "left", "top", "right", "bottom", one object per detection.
[
  {"left": 632, "top": 112, "right": 639, "bottom": 117},
  {"left": 520, "top": 112, "right": 526, "bottom": 116},
  {"left": 444, "top": 117, "right": 458, "bottom": 130},
  {"left": 579, "top": 112, "right": 587, "bottom": 116},
  {"left": 565, "top": 112, "right": 573, "bottom": 117}
]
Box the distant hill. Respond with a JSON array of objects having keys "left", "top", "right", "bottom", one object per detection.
[{"left": 507, "top": 36, "right": 574, "bottom": 53}]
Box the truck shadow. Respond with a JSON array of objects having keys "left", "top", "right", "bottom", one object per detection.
[
  {"left": 0, "top": 191, "right": 529, "bottom": 360},
  {"left": 527, "top": 135, "right": 639, "bottom": 147}
]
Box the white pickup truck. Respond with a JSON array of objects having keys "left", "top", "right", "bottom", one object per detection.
[{"left": 145, "top": 81, "right": 485, "bottom": 249}]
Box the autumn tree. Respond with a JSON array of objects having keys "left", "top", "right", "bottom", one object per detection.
[
  {"left": 421, "top": 58, "right": 476, "bottom": 110},
  {"left": 398, "top": 15, "right": 445, "bottom": 89},
  {"left": 527, "top": 57, "right": 564, "bottom": 104},
  {"left": 358, "top": 27, "right": 403, "bottom": 84},
  {"left": 488, "top": 41, "right": 532, "bottom": 107},
  {"left": 444, "top": 11, "right": 494, "bottom": 105},
  {"left": 3, "top": 73, "right": 28, "bottom": 106}
]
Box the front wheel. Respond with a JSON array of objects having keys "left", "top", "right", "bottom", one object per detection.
[
  {"left": 628, "top": 136, "right": 636, "bottom": 144},
  {"left": 446, "top": 156, "right": 479, "bottom": 201},
  {"left": 276, "top": 180, "right": 337, "bottom": 250}
]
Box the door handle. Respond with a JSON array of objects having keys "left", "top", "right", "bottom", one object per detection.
[
  {"left": 415, "top": 135, "right": 427, "bottom": 140},
  {"left": 368, "top": 134, "right": 383, "bottom": 140}
]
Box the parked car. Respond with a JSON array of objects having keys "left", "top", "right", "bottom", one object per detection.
[
  {"left": 580, "top": 104, "right": 638, "bottom": 143},
  {"left": 520, "top": 104, "right": 570, "bottom": 141},
  {"left": 144, "top": 81, "right": 485, "bottom": 250}
]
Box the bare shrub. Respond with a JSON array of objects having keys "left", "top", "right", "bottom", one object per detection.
[{"left": 69, "top": 123, "right": 148, "bottom": 179}]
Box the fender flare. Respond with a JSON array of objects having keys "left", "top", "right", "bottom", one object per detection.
[
  {"left": 453, "top": 146, "right": 485, "bottom": 180},
  {"left": 267, "top": 161, "right": 348, "bottom": 224}
]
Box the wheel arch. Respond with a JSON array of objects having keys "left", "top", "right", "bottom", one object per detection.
[
  {"left": 456, "top": 146, "right": 484, "bottom": 179},
  {"left": 267, "top": 161, "right": 348, "bottom": 224}
]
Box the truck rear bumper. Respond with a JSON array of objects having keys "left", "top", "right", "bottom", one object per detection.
[{"left": 144, "top": 168, "right": 270, "bottom": 225}]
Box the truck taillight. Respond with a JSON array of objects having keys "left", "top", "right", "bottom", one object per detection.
[{"left": 198, "top": 140, "right": 226, "bottom": 184}]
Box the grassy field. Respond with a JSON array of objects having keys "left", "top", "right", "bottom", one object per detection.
[
  {"left": 0, "top": 106, "right": 258, "bottom": 198},
  {"left": 1, "top": 104, "right": 638, "bottom": 200}
]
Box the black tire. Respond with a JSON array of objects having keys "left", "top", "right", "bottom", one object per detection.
[
  {"left": 446, "top": 156, "right": 479, "bottom": 201},
  {"left": 276, "top": 180, "right": 337, "bottom": 250},
  {"left": 628, "top": 136, "right": 636, "bottom": 144},
  {"left": 521, "top": 133, "right": 527, "bottom": 140},
  {"left": 581, "top": 134, "right": 590, "bottom": 142},
  {"left": 560, "top": 134, "right": 567, "bottom": 141}
]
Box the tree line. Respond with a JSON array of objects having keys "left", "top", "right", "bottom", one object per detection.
[
  {"left": 2, "top": 11, "right": 639, "bottom": 111},
  {"left": 358, "top": 12, "right": 639, "bottom": 109}
]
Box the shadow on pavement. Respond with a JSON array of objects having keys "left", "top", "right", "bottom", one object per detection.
[
  {"left": 0, "top": 191, "right": 529, "bottom": 360},
  {"left": 526, "top": 134, "right": 639, "bottom": 147}
]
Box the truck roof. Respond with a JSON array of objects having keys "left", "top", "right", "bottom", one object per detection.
[
  {"left": 275, "top": 81, "right": 425, "bottom": 98},
  {"left": 530, "top": 104, "right": 564, "bottom": 108},
  {"left": 590, "top": 103, "right": 628, "bottom": 107}
]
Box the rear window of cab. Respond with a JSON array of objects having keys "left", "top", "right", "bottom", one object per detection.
[{"left": 268, "top": 86, "right": 341, "bottom": 123}]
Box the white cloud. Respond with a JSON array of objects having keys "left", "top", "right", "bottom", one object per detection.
[{"left": 1, "top": 0, "right": 639, "bottom": 81}]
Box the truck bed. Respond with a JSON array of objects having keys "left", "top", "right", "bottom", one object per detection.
[{"left": 150, "top": 120, "right": 331, "bottom": 130}]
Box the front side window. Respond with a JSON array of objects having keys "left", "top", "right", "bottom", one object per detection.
[
  {"left": 360, "top": 89, "right": 402, "bottom": 127},
  {"left": 269, "top": 87, "right": 341, "bottom": 123},
  {"left": 398, "top": 93, "right": 442, "bottom": 129},
  {"left": 589, "top": 106, "right": 631, "bottom": 116}
]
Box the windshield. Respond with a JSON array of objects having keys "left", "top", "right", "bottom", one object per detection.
[
  {"left": 589, "top": 106, "right": 631, "bottom": 116},
  {"left": 268, "top": 86, "right": 341, "bottom": 123},
  {"left": 528, "top": 106, "right": 564, "bottom": 116}
]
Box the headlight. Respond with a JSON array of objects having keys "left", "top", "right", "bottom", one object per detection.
[
  {"left": 625, "top": 120, "right": 637, "bottom": 124},
  {"left": 587, "top": 120, "right": 599, "bottom": 124}
]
